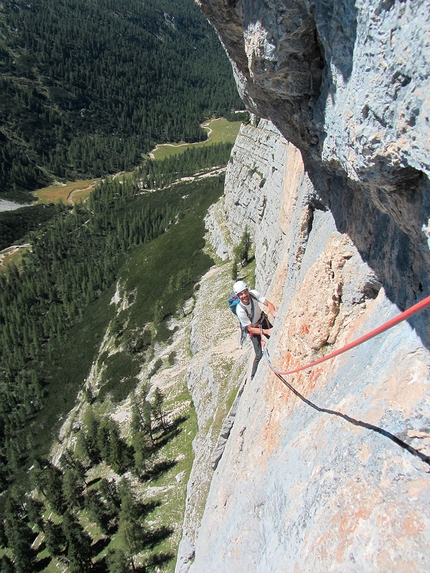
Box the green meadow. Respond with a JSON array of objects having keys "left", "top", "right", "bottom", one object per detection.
[{"left": 149, "top": 117, "right": 242, "bottom": 160}]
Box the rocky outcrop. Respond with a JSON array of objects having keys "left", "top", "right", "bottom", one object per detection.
[
  {"left": 198, "top": 0, "right": 430, "bottom": 321},
  {"left": 177, "top": 1, "right": 430, "bottom": 571},
  {"left": 175, "top": 262, "right": 251, "bottom": 573}
]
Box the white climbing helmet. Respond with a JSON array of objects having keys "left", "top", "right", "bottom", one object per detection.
[{"left": 233, "top": 280, "right": 249, "bottom": 294}]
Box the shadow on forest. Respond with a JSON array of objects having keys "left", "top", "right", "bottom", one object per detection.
[
  {"left": 91, "top": 536, "right": 111, "bottom": 557},
  {"left": 86, "top": 511, "right": 172, "bottom": 573},
  {"left": 139, "top": 551, "right": 175, "bottom": 571},
  {"left": 140, "top": 459, "right": 178, "bottom": 482},
  {"left": 155, "top": 427, "right": 181, "bottom": 449},
  {"left": 154, "top": 415, "right": 189, "bottom": 450},
  {"left": 34, "top": 556, "right": 51, "bottom": 572},
  {"left": 92, "top": 555, "right": 108, "bottom": 573},
  {"left": 36, "top": 541, "right": 46, "bottom": 555},
  {"left": 143, "top": 525, "right": 175, "bottom": 550},
  {"left": 106, "top": 521, "right": 119, "bottom": 536},
  {"left": 137, "top": 414, "right": 190, "bottom": 482},
  {"left": 138, "top": 499, "right": 162, "bottom": 519},
  {"left": 86, "top": 476, "right": 102, "bottom": 488}
]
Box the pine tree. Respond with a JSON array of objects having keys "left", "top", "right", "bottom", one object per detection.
[
  {"left": 130, "top": 389, "right": 155, "bottom": 450},
  {"left": 234, "top": 226, "right": 252, "bottom": 268},
  {"left": 152, "top": 387, "right": 166, "bottom": 430},
  {"left": 3, "top": 494, "right": 35, "bottom": 573},
  {"left": 0, "top": 522, "right": 7, "bottom": 549},
  {"left": 84, "top": 490, "right": 110, "bottom": 534},
  {"left": 107, "top": 549, "right": 132, "bottom": 573},
  {"left": 117, "top": 480, "right": 146, "bottom": 571},
  {"left": 130, "top": 393, "right": 152, "bottom": 474},
  {"left": 44, "top": 520, "right": 66, "bottom": 558},
  {"left": 32, "top": 459, "right": 65, "bottom": 515},
  {"left": 62, "top": 468, "right": 84, "bottom": 509},
  {"left": 99, "top": 478, "right": 121, "bottom": 517},
  {"left": 80, "top": 408, "right": 101, "bottom": 465},
  {"left": 232, "top": 259, "right": 238, "bottom": 280},
  {"left": 108, "top": 421, "right": 131, "bottom": 475},
  {"left": 96, "top": 416, "right": 130, "bottom": 473},
  {"left": 62, "top": 512, "right": 92, "bottom": 573},
  {"left": 24, "top": 497, "right": 44, "bottom": 532}
]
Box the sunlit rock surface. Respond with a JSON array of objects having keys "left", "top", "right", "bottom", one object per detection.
[
  {"left": 176, "top": 1, "right": 430, "bottom": 571},
  {"left": 181, "top": 121, "right": 430, "bottom": 573},
  {"left": 198, "top": 0, "right": 430, "bottom": 315}
]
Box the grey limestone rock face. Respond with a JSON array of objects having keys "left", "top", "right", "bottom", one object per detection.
[
  {"left": 179, "top": 1, "right": 430, "bottom": 571},
  {"left": 187, "top": 122, "right": 430, "bottom": 573},
  {"left": 223, "top": 119, "right": 291, "bottom": 293},
  {"left": 175, "top": 262, "right": 251, "bottom": 573},
  {"left": 199, "top": 0, "right": 430, "bottom": 327}
]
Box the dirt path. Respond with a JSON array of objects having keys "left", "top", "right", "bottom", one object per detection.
[{"left": 66, "top": 182, "right": 97, "bottom": 205}]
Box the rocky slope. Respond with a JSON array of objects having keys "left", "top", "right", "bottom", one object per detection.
[{"left": 175, "top": 1, "right": 430, "bottom": 571}]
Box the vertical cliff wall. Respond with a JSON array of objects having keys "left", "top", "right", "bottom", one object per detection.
[
  {"left": 198, "top": 0, "right": 430, "bottom": 319},
  {"left": 175, "top": 1, "right": 430, "bottom": 571}
]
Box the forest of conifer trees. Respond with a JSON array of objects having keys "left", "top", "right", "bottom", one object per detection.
[
  {"left": 1, "top": 387, "right": 179, "bottom": 573},
  {"left": 0, "top": 0, "right": 244, "bottom": 568},
  {"left": 0, "top": 143, "right": 229, "bottom": 572},
  {"left": 0, "top": 144, "right": 232, "bottom": 490},
  {"left": 0, "top": 0, "right": 243, "bottom": 198}
]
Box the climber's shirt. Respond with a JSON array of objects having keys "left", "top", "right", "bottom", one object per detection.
[{"left": 236, "top": 289, "right": 266, "bottom": 328}]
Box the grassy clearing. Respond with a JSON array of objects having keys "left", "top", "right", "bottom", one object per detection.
[
  {"left": 31, "top": 118, "right": 242, "bottom": 205},
  {"left": 0, "top": 118, "right": 241, "bottom": 278},
  {"left": 0, "top": 243, "right": 32, "bottom": 273},
  {"left": 149, "top": 118, "right": 242, "bottom": 160},
  {"left": 33, "top": 179, "right": 99, "bottom": 205}
]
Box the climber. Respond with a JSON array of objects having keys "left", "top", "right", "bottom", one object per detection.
[{"left": 233, "top": 280, "right": 276, "bottom": 380}]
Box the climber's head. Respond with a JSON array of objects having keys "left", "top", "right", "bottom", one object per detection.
[
  {"left": 233, "top": 280, "right": 248, "bottom": 295},
  {"left": 233, "top": 280, "right": 250, "bottom": 304}
]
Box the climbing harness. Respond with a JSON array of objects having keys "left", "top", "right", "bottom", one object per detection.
[{"left": 261, "top": 294, "right": 430, "bottom": 376}]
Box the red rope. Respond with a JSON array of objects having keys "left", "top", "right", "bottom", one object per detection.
[{"left": 263, "top": 295, "right": 430, "bottom": 376}]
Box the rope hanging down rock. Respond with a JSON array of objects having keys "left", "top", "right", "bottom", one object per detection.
[{"left": 262, "top": 295, "right": 430, "bottom": 377}]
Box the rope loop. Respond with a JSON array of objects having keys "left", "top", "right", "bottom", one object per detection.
[{"left": 263, "top": 295, "right": 430, "bottom": 377}]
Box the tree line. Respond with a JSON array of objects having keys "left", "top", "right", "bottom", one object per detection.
[
  {"left": 0, "top": 0, "right": 243, "bottom": 198},
  {"left": 135, "top": 142, "right": 233, "bottom": 189}
]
